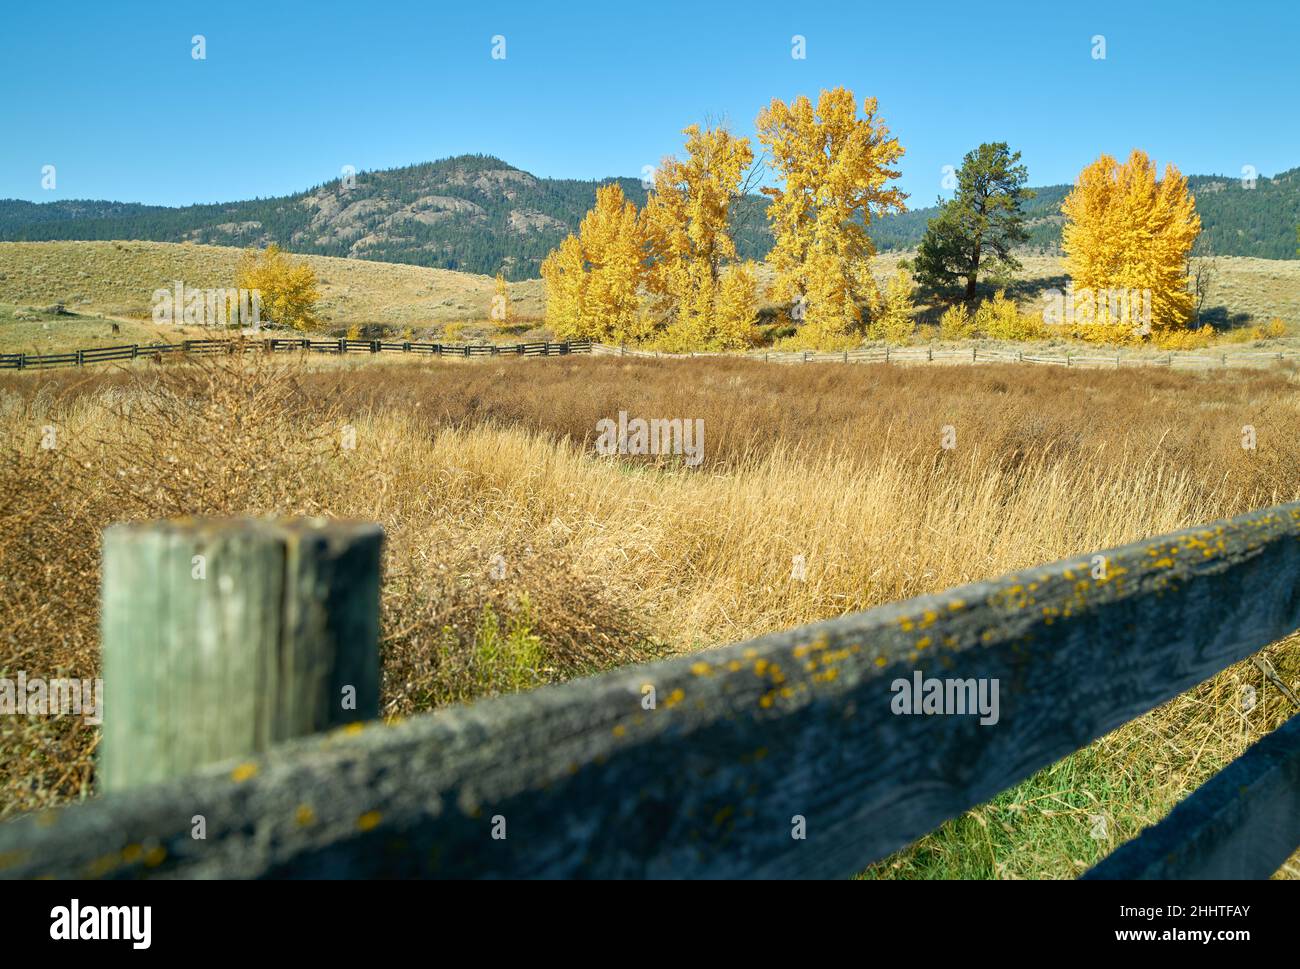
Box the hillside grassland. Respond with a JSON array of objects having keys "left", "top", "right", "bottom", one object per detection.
[
  {"left": 0, "top": 240, "right": 547, "bottom": 340},
  {"left": 1, "top": 242, "right": 1298, "bottom": 356},
  {"left": 0, "top": 302, "right": 221, "bottom": 354},
  {"left": 2, "top": 353, "right": 1298, "bottom": 877}
]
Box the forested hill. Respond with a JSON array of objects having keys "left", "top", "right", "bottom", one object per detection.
[
  {"left": 1, "top": 155, "right": 1296, "bottom": 279},
  {"left": 872, "top": 168, "right": 1300, "bottom": 260}
]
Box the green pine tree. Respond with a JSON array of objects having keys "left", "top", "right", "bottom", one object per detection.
[{"left": 913, "top": 143, "right": 1035, "bottom": 300}]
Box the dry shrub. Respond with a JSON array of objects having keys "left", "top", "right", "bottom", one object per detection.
[
  {"left": 0, "top": 351, "right": 345, "bottom": 814},
  {"left": 0, "top": 353, "right": 662, "bottom": 816},
  {"left": 0, "top": 411, "right": 106, "bottom": 811},
  {"left": 80, "top": 350, "right": 343, "bottom": 518}
]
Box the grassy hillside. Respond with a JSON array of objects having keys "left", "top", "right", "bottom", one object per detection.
[
  {"left": 0, "top": 240, "right": 545, "bottom": 335},
  {"left": 2, "top": 156, "right": 1295, "bottom": 280},
  {"left": 0, "top": 302, "right": 222, "bottom": 354}
]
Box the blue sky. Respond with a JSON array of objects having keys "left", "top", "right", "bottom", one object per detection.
[{"left": 2, "top": 0, "right": 1297, "bottom": 207}]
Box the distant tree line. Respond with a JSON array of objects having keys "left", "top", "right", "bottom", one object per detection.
[{"left": 2, "top": 155, "right": 1296, "bottom": 279}]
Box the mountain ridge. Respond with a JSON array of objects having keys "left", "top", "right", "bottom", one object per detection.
[{"left": 2, "top": 155, "right": 1297, "bottom": 279}]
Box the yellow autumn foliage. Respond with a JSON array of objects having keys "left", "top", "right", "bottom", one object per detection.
[
  {"left": 1061, "top": 150, "right": 1201, "bottom": 338},
  {"left": 974, "top": 290, "right": 1045, "bottom": 341},
  {"left": 1155, "top": 325, "right": 1215, "bottom": 350},
  {"left": 938, "top": 303, "right": 976, "bottom": 340},
  {"left": 642, "top": 125, "right": 758, "bottom": 350},
  {"left": 756, "top": 87, "right": 907, "bottom": 347},
  {"left": 540, "top": 183, "right": 647, "bottom": 343},
  {"left": 866, "top": 269, "right": 916, "bottom": 345},
  {"left": 235, "top": 244, "right": 320, "bottom": 331}
]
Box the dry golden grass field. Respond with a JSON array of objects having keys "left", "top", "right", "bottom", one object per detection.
[{"left": 1, "top": 350, "right": 1297, "bottom": 877}]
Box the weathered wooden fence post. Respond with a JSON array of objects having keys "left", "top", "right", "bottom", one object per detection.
[{"left": 99, "top": 517, "right": 383, "bottom": 792}]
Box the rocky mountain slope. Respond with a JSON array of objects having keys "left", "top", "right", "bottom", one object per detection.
[{"left": 2, "top": 156, "right": 1296, "bottom": 279}]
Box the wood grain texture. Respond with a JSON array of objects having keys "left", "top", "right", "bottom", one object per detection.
[
  {"left": 2, "top": 501, "right": 1297, "bottom": 879},
  {"left": 1084, "top": 711, "right": 1300, "bottom": 879},
  {"left": 97, "top": 518, "right": 382, "bottom": 792}
]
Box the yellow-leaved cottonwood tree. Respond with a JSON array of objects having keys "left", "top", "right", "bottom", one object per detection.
[
  {"left": 235, "top": 244, "right": 320, "bottom": 331},
  {"left": 1061, "top": 150, "right": 1201, "bottom": 340},
  {"left": 540, "top": 182, "right": 647, "bottom": 343},
  {"left": 866, "top": 268, "right": 917, "bottom": 345},
  {"left": 642, "top": 124, "right": 759, "bottom": 350},
  {"left": 756, "top": 87, "right": 907, "bottom": 348}
]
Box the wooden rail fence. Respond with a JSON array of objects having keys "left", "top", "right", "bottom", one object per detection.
[
  {"left": 2, "top": 336, "right": 1295, "bottom": 373},
  {"left": 592, "top": 342, "right": 1300, "bottom": 370},
  {"left": 1, "top": 502, "right": 1298, "bottom": 879},
  {"left": 0, "top": 336, "right": 593, "bottom": 370}
]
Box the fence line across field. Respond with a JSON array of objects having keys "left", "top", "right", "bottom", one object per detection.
[
  {"left": 0, "top": 336, "right": 595, "bottom": 370},
  {"left": 1, "top": 335, "right": 1296, "bottom": 372},
  {"left": 1, "top": 501, "right": 1298, "bottom": 879},
  {"left": 591, "top": 342, "right": 1300, "bottom": 370}
]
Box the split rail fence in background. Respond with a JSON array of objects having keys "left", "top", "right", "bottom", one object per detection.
[
  {"left": 1, "top": 502, "right": 1298, "bottom": 879},
  {"left": 1, "top": 335, "right": 1296, "bottom": 372},
  {"left": 0, "top": 337, "right": 593, "bottom": 370},
  {"left": 592, "top": 342, "right": 1300, "bottom": 371}
]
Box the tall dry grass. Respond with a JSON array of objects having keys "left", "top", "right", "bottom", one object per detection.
[{"left": 1, "top": 352, "right": 1297, "bottom": 876}]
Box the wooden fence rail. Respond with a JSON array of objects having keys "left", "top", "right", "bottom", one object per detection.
[
  {"left": 590, "top": 342, "right": 1300, "bottom": 370},
  {"left": 0, "top": 337, "right": 593, "bottom": 371},
  {"left": 1, "top": 501, "right": 1298, "bottom": 879},
  {"left": 1083, "top": 711, "right": 1300, "bottom": 879},
  {"left": 3, "top": 336, "right": 1296, "bottom": 373}
]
